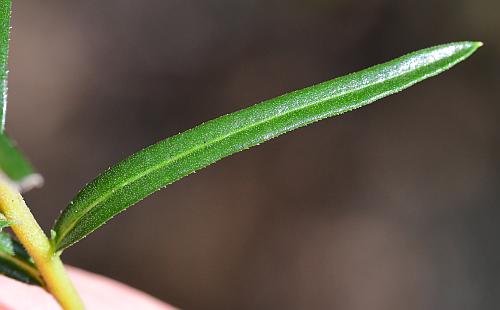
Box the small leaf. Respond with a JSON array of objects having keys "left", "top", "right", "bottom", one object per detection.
[
  {"left": 0, "top": 218, "right": 9, "bottom": 231},
  {"left": 0, "top": 0, "right": 12, "bottom": 132},
  {"left": 0, "top": 134, "right": 43, "bottom": 192},
  {"left": 52, "top": 41, "right": 482, "bottom": 251},
  {"left": 0, "top": 212, "right": 9, "bottom": 231},
  {"left": 0, "top": 232, "right": 44, "bottom": 286}
]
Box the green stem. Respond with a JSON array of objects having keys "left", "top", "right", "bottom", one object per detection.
[{"left": 0, "top": 181, "right": 84, "bottom": 310}]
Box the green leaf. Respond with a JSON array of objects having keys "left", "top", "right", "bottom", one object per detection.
[
  {"left": 0, "top": 218, "right": 8, "bottom": 231},
  {"left": 0, "top": 212, "right": 9, "bottom": 231},
  {"left": 0, "top": 232, "right": 44, "bottom": 286},
  {"left": 52, "top": 41, "right": 482, "bottom": 251},
  {"left": 0, "top": 2, "right": 41, "bottom": 191},
  {"left": 0, "top": 134, "right": 43, "bottom": 192},
  {"left": 0, "top": 0, "right": 12, "bottom": 132}
]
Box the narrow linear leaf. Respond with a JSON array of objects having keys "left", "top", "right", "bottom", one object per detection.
[
  {"left": 52, "top": 41, "right": 482, "bottom": 251},
  {"left": 0, "top": 232, "right": 44, "bottom": 286},
  {"left": 0, "top": 134, "right": 43, "bottom": 192},
  {"left": 0, "top": 2, "right": 41, "bottom": 191},
  {"left": 0, "top": 0, "right": 12, "bottom": 132}
]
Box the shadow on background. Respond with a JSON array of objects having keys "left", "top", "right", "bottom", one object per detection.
[{"left": 6, "top": 0, "right": 499, "bottom": 309}]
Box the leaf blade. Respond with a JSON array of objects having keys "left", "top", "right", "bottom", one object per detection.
[
  {"left": 0, "top": 0, "right": 11, "bottom": 132},
  {"left": 0, "top": 2, "right": 42, "bottom": 191},
  {"left": 0, "top": 232, "right": 44, "bottom": 286},
  {"left": 0, "top": 218, "right": 8, "bottom": 231},
  {"left": 0, "top": 134, "right": 43, "bottom": 192},
  {"left": 52, "top": 41, "right": 482, "bottom": 251}
]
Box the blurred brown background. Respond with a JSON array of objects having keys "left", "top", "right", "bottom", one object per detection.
[{"left": 6, "top": 0, "right": 499, "bottom": 309}]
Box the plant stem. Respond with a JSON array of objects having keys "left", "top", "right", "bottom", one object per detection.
[{"left": 0, "top": 181, "right": 84, "bottom": 310}]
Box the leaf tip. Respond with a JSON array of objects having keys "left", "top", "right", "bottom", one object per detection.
[
  {"left": 442, "top": 41, "right": 483, "bottom": 63},
  {"left": 464, "top": 41, "right": 483, "bottom": 52},
  {"left": 464, "top": 41, "right": 483, "bottom": 51}
]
